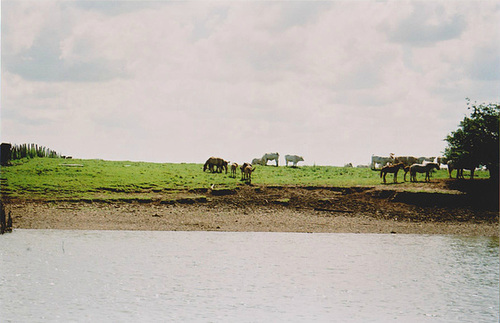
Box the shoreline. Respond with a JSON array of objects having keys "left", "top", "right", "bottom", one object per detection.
[{"left": 4, "top": 185, "right": 498, "bottom": 236}]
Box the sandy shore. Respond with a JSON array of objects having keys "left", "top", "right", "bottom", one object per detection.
[{"left": 4, "top": 184, "right": 498, "bottom": 236}]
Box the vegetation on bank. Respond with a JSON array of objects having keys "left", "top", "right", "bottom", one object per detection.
[
  {"left": 9, "top": 143, "right": 61, "bottom": 160},
  {"left": 0, "top": 158, "right": 490, "bottom": 201}
]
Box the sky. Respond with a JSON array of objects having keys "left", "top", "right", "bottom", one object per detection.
[{"left": 1, "top": 0, "right": 499, "bottom": 166}]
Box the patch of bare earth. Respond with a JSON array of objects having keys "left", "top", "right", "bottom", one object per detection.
[{"left": 4, "top": 179, "right": 498, "bottom": 236}]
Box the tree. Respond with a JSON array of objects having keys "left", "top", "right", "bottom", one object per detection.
[{"left": 444, "top": 100, "right": 499, "bottom": 179}]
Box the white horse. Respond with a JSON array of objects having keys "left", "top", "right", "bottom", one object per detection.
[
  {"left": 262, "top": 152, "right": 279, "bottom": 166},
  {"left": 285, "top": 155, "right": 304, "bottom": 167}
]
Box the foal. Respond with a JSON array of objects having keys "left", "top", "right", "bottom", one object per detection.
[{"left": 380, "top": 163, "right": 405, "bottom": 183}]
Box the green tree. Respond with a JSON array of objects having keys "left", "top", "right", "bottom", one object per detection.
[{"left": 444, "top": 100, "right": 499, "bottom": 179}]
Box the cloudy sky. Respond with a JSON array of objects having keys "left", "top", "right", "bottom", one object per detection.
[{"left": 2, "top": 0, "right": 499, "bottom": 166}]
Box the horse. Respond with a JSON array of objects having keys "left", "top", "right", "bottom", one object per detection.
[
  {"left": 410, "top": 163, "right": 440, "bottom": 182},
  {"left": 243, "top": 165, "right": 255, "bottom": 184},
  {"left": 380, "top": 163, "right": 405, "bottom": 183},
  {"left": 285, "top": 155, "right": 304, "bottom": 167},
  {"left": 262, "top": 152, "right": 279, "bottom": 166},
  {"left": 239, "top": 162, "right": 255, "bottom": 183},
  {"left": 203, "top": 157, "right": 228, "bottom": 174},
  {"left": 447, "top": 160, "right": 477, "bottom": 179},
  {"left": 403, "top": 166, "right": 410, "bottom": 182},
  {"left": 230, "top": 162, "right": 238, "bottom": 178},
  {"left": 240, "top": 162, "right": 251, "bottom": 180},
  {"left": 371, "top": 155, "right": 393, "bottom": 169}
]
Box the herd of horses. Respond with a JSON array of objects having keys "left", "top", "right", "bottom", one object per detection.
[
  {"left": 375, "top": 153, "right": 480, "bottom": 184},
  {"left": 203, "top": 152, "right": 480, "bottom": 185},
  {"left": 203, "top": 153, "right": 304, "bottom": 184}
]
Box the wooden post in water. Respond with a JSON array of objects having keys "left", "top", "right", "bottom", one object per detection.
[
  {"left": 0, "top": 201, "right": 5, "bottom": 234},
  {"left": 0, "top": 201, "right": 11, "bottom": 234}
]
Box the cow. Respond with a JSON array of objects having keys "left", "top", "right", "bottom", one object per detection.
[
  {"left": 417, "top": 156, "right": 436, "bottom": 164},
  {"left": 393, "top": 156, "right": 419, "bottom": 167},
  {"left": 371, "top": 155, "right": 393, "bottom": 170},
  {"left": 252, "top": 157, "right": 265, "bottom": 166},
  {"left": 262, "top": 152, "right": 279, "bottom": 166},
  {"left": 285, "top": 155, "right": 304, "bottom": 167}
]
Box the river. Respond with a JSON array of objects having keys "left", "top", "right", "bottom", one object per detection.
[{"left": 1, "top": 230, "right": 498, "bottom": 322}]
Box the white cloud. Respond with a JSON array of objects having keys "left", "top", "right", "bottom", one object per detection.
[{"left": 2, "top": 1, "right": 499, "bottom": 166}]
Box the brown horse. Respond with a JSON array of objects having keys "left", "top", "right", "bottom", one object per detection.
[
  {"left": 203, "top": 157, "right": 228, "bottom": 174},
  {"left": 410, "top": 163, "right": 440, "bottom": 182},
  {"left": 240, "top": 162, "right": 255, "bottom": 183},
  {"left": 380, "top": 163, "right": 405, "bottom": 183},
  {"left": 447, "top": 160, "right": 477, "bottom": 179},
  {"left": 230, "top": 162, "right": 238, "bottom": 178},
  {"left": 403, "top": 166, "right": 410, "bottom": 181}
]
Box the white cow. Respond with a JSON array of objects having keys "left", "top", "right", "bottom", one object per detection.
[
  {"left": 417, "top": 156, "right": 436, "bottom": 164},
  {"left": 262, "top": 152, "right": 279, "bottom": 166},
  {"left": 285, "top": 155, "right": 304, "bottom": 167},
  {"left": 251, "top": 157, "right": 265, "bottom": 166},
  {"left": 371, "top": 155, "right": 393, "bottom": 170}
]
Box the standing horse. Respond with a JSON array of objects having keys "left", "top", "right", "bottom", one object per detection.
[
  {"left": 410, "top": 163, "right": 440, "bottom": 182},
  {"left": 380, "top": 163, "right": 405, "bottom": 183},
  {"left": 230, "top": 162, "right": 238, "bottom": 178},
  {"left": 403, "top": 166, "right": 410, "bottom": 181},
  {"left": 447, "top": 160, "right": 477, "bottom": 179}
]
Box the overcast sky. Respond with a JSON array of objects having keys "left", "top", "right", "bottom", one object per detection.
[{"left": 2, "top": 0, "right": 499, "bottom": 166}]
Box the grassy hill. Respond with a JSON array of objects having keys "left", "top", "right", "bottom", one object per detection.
[{"left": 0, "top": 158, "right": 489, "bottom": 201}]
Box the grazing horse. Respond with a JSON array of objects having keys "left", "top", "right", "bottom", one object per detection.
[
  {"left": 203, "top": 157, "right": 228, "bottom": 174},
  {"left": 285, "top": 155, "right": 304, "bottom": 167},
  {"left": 380, "top": 163, "right": 405, "bottom": 183},
  {"left": 410, "top": 163, "right": 440, "bottom": 182},
  {"left": 262, "top": 152, "right": 279, "bottom": 166}
]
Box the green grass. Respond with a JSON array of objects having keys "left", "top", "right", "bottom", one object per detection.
[{"left": 0, "top": 158, "right": 490, "bottom": 201}]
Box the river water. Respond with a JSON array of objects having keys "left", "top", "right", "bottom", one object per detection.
[{"left": 1, "top": 230, "right": 498, "bottom": 322}]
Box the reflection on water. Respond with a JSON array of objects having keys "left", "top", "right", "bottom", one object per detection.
[{"left": 1, "top": 230, "right": 498, "bottom": 322}]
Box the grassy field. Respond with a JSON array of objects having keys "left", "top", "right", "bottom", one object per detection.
[{"left": 0, "top": 158, "right": 490, "bottom": 201}]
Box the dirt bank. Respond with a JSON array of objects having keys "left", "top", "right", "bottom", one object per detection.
[{"left": 3, "top": 180, "right": 498, "bottom": 236}]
